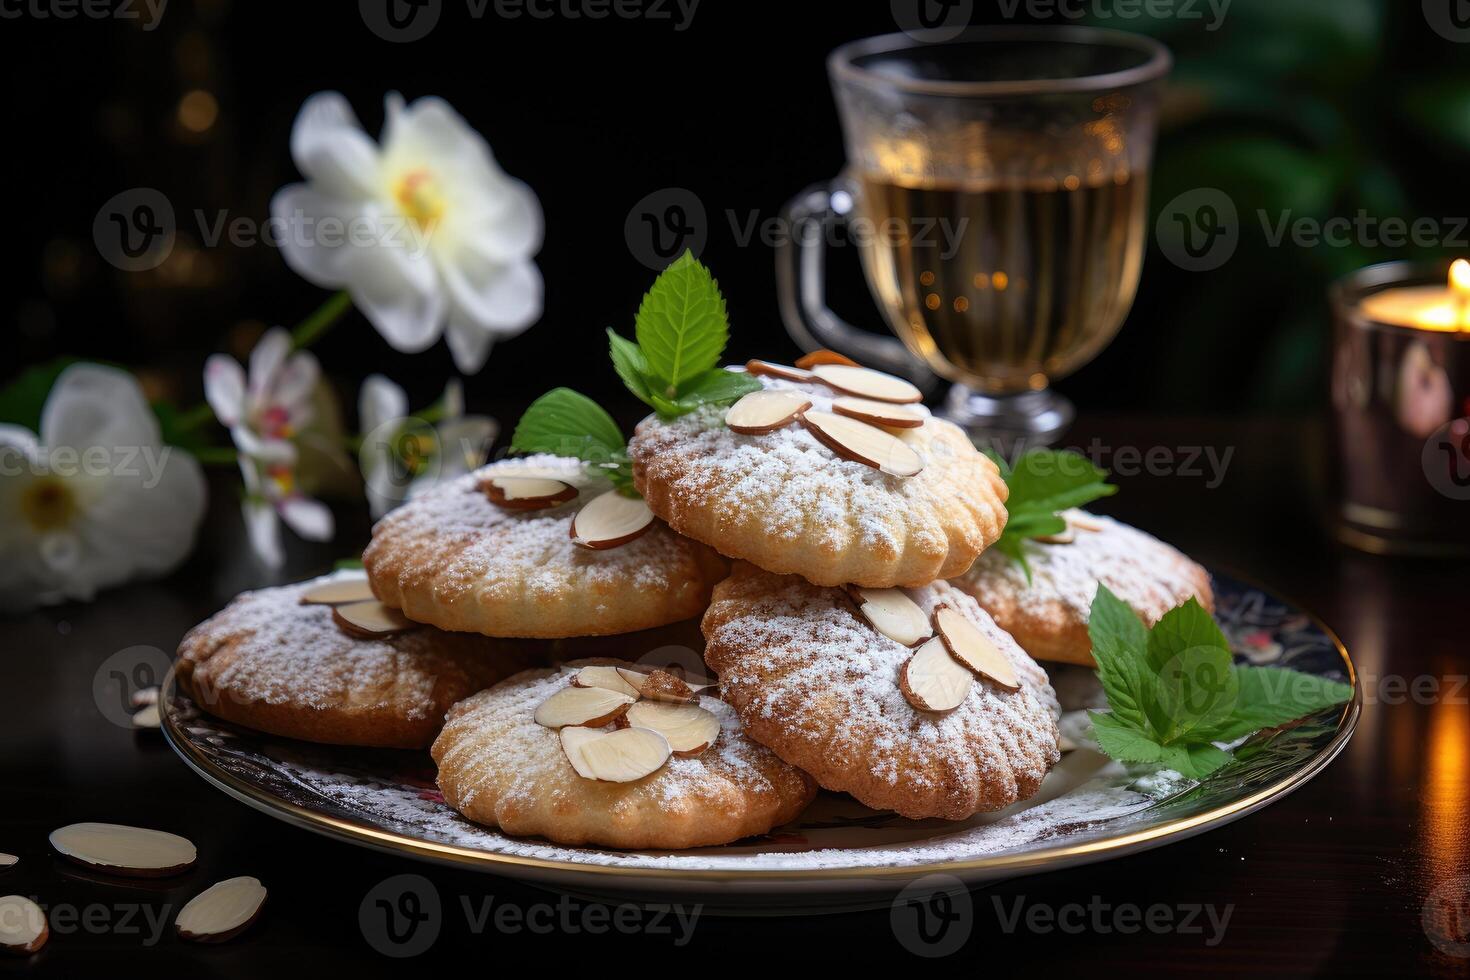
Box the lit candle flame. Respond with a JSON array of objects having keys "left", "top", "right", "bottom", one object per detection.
[{"left": 1359, "top": 259, "right": 1470, "bottom": 331}]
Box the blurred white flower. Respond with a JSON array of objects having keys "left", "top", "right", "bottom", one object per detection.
[
  {"left": 358, "top": 376, "right": 497, "bottom": 519},
  {"left": 271, "top": 91, "right": 544, "bottom": 373},
  {"left": 0, "top": 364, "right": 206, "bottom": 612},
  {"left": 205, "top": 328, "right": 334, "bottom": 567}
]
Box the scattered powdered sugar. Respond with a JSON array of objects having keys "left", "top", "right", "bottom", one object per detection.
[{"left": 963, "top": 510, "right": 1209, "bottom": 622}]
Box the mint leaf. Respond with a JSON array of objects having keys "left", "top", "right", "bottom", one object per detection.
[
  {"left": 1145, "top": 597, "right": 1230, "bottom": 671},
  {"left": 1156, "top": 742, "right": 1234, "bottom": 780},
  {"left": 1145, "top": 598, "right": 1238, "bottom": 743},
  {"left": 510, "top": 388, "right": 634, "bottom": 489},
  {"left": 1204, "top": 666, "right": 1352, "bottom": 742},
  {"left": 634, "top": 250, "right": 728, "bottom": 393},
  {"left": 987, "top": 449, "right": 1118, "bottom": 575},
  {"left": 1089, "top": 586, "right": 1158, "bottom": 735},
  {"left": 989, "top": 535, "right": 1034, "bottom": 584},
  {"left": 1088, "top": 710, "right": 1162, "bottom": 763},
  {"left": 671, "top": 368, "right": 762, "bottom": 415},
  {"left": 606, "top": 328, "right": 655, "bottom": 407}
]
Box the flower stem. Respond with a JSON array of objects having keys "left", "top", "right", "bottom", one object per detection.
[
  {"left": 193, "top": 446, "right": 239, "bottom": 466},
  {"left": 174, "top": 402, "right": 217, "bottom": 432},
  {"left": 291, "top": 290, "right": 354, "bottom": 350}
]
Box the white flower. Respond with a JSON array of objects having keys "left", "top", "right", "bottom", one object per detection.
[
  {"left": 358, "top": 375, "right": 497, "bottom": 519},
  {"left": 271, "top": 91, "right": 544, "bottom": 373},
  {"left": 205, "top": 328, "right": 335, "bottom": 567},
  {"left": 0, "top": 364, "right": 206, "bottom": 612}
]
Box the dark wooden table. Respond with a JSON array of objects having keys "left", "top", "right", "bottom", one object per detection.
[{"left": 5, "top": 416, "right": 1468, "bottom": 974}]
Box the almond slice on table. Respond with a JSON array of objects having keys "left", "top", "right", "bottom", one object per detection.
[
  {"left": 745, "top": 359, "right": 815, "bottom": 383},
  {"left": 332, "top": 600, "right": 416, "bottom": 639},
  {"left": 810, "top": 364, "right": 923, "bottom": 404},
  {"left": 130, "top": 686, "right": 159, "bottom": 708},
  {"left": 848, "top": 586, "right": 932, "bottom": 646},
  {"left": 482, "top": 476, "right": 578, "bottom": 511},
  {"left": 725, "top": 390, "right": 812, "bottom": 435},
  {"left": 800, "top": 411, "right": 924, "bottom": 478},
  {"left": 560, "top": 726, "right": 672, "bottom": 782},
  {"left": 619, "top": 701, "right": 720, "bottom": 757},
  {"left": 831, "top": 396, "right": 926, "bottom": 429},
  {"left": 570, "top": 490, "right": 655, "bottom": 550},
  {"left": 49, "top": 822, "right": 197, "bottom": 878},
  {"left": 900, "top": 637, "right": 974, "bottom": 712},
  {"left": 615, "top": 667, "right": 700, "bottom": 703},
  {"left": 131, "top": 704, "right": 161, "bottom": 730},
  {"left": 794, "top": 349, "right": 860, "bottom": 369},
  {"left": 534, "top": 686, "right": 635, "bottom": 729},
  {"left": 0, "top": 896, "right": 47, "bottom": 956},
  {"left": 176, "top": 876, "right": 268, "bottom": 943},
  {"left": 933, "top": 605, "right": 1021, "bottom": 691},
  {"left": 571, "top": 665, "right": 641, "bottom": 698},
  {"left": 298, "top": 576, "right": 375, "bottom": 605}
]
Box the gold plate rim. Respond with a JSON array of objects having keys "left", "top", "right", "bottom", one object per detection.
[{"left": 160, "top": 577, "right": 1359, "bottom": 884}]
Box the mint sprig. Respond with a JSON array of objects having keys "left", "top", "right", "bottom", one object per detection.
[
  {"left": 988, "top": 449, "right": 1118, "bottom": 580},
  {"left": 509, "top": 387, "right": 636, "bottom": 492},
  {"left": 607, "top": 251, "right": 761, "bottom": 419},
  {"left": 1086, "top": 585, "right": 1353, "bottom": 780}
]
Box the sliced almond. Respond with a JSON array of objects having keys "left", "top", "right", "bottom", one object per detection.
[
  {"left": 849, "top": 586, "right": 932, "bottom": 646},
  {"left": 745, "top": 359, "right": 815, "bottom": 383},
  {"left": 810, "top": 364, "right": 923, "bottom": 404},
  {"left": 0, "top": 855, "right": 16, "bottom": 869},
  {"left": 1065, "top": 510, "right": 1106, "bottom": 532},
  {"left": 299, "top": 576, "right": 375, "bottom": 605},
  {"left": 176, "top": 876, "right": 267, "bottom": 943},
  {"left": 900, "top": 637, "right": 974, "bottom": 712},
  {"left": 1034, "top": 526, "right": 1075, "bottom": 545},
  {"left": 49, "top": 822, "right": 196, "bottom": 878},
  {"left": 620, "top": 701, "right": 720, "bottom": 756},
  {"left": 132, "top": 704, "right": 161, "bottom": 730},
  {"left": 933, "top": 605, "right": 1021, "bottom": 691},
  {"left": 0, "top": 896, "right": 47, "bottom": 956},
  {"left": 725, "top": 390, "right": 812, "bottom": 435},
  {"left": 616, "top": 667, "right": 698, "bottom": 703},
  {"left": 571, "top": 665, "right": 641, "bottom": 698},
  {"left": 794, "top": 349, "right": 859, "bottom": 369},
  {"left": 534, "top": 686, "right": 635, "bottom": 729},
  {"left": 560, "top": 726, "right": 671, "bottom": 782},
  {"left": 831, "top": 396, "right": 925, "bottom": 429},
  {"left": 483, "top": 476, "right": 578, "bottom": 511},
  {"left": 800, "top": 410, "right": 924, "bottom": 477},
  {"left": 570, "top": 490, "right": 655, "bottom": 550},
  {"left": 130, "top": 686, "right": 159, "bottom": 708},
  {"left": 332, "top": 600, "right": 416, "bottom": 639}
]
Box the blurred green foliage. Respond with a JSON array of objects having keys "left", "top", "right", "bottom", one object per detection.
[{"left": 1103, "top": 0, "right": 1470, "bottom": 409}]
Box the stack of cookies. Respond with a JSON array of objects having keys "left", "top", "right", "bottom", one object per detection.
[{"left": 176, "top": 265, "right": 1212, "bottom": 849}]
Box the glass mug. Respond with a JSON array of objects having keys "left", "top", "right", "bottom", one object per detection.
[{"left": 777, "top": 27, "right": 1171, "bottom": 445}]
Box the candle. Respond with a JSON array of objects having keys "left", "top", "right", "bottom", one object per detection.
[{"left": 1358, "top": 259, "right": 1470, "bottom": 331}]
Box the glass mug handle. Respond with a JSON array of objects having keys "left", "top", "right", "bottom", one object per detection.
[{"left": 775, "top": 179, "right": 937, "bottom": 392}]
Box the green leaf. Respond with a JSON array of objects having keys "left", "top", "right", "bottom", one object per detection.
[
  {"left": 510, "top": 388, "right": 632, "bottom": 488},
  {"left": 607, "top": 328, "right": 656, "bottom": 408},
  {"left": 1004, "top": 449, "right": 1118, "bottom": 517},
  {"left": 669, "top": 369, "right": 763, "bottom": 417},
  {"left": 1145, "top": 598, "right": 1231, "bottom": 671},
  {"left": 1205, "top": 666, "right": 1353, "bottom": 742},
  {"left": 634, "top": 250, "right": 729, "bottom": 392},
  {"left": 1089, "top": 711, "right": 1163, "bottom": 764},
  {"left": 334, "top": 558, "right": 364, "bottom": 571},
  {"left": 1088, "top": 585, "right": 1156, "bottom": 734},
  {"left": 1146, "top": 599, "right": 1237, "bottom": 742},
  {"left": 989, "top": 534, "right": 1033, "bottom": 584},
  {"left": 1157, "top": 742, "right": 1234, "bottom": 781},
  {"left": 0, "top": 357, "right": 76, "bottom": 432}
]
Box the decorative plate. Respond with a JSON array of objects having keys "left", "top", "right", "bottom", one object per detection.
[{"left": 161, "top": 572, "right": 1358, "bottom": 912}]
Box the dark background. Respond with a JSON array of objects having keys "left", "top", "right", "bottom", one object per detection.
[{"left": 6, "top": 0, "right": 1470, "bottom": 436}]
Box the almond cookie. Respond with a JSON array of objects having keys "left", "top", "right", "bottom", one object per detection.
[
  {"left": 702, "top": 563, "right": 1059, "bottom": 820},
  {"left": 954, "top": 510, "right": 1215, "bottom": 667},
  {"left": 432, "top": 661, "right": 817, "bottom": 849},
  {"left": 363, "top": 455, "right": 728, "bottom": 638},
  {"left": 628, "top": 370, "right": 1008, "bottom": 589},
  {"left": 175, "top": 573, "right": 536, "bottom": 749}
]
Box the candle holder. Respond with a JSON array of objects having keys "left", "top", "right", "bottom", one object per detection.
[{"left": 1330, "top": 260, "right": 1470, "bottom": 555}]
